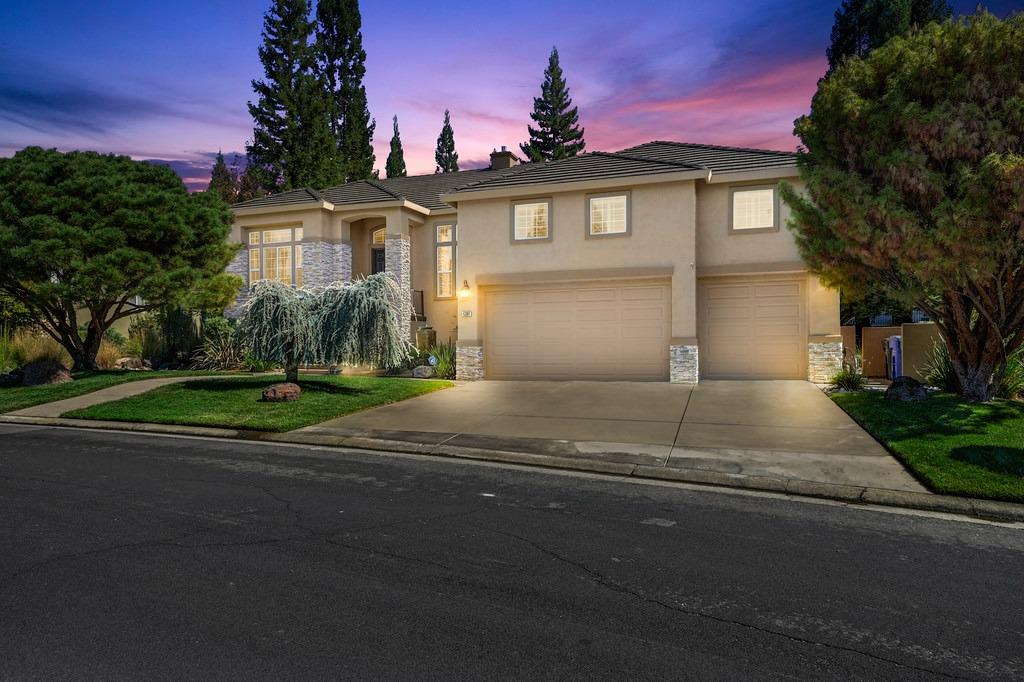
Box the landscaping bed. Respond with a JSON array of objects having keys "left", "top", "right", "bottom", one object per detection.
[
  {"left": 0, "top": 370, "right": 233, "bottom": 414},
  {"left": 833, "top": 392, "right": 1024, "bottom": 503},
  {"left": 62, "top": 375, "right": 452, "bottom": 432}
]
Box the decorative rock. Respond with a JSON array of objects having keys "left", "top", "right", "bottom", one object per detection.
[
  {"left": 21, "top": 360, "right": 72, "bottom": 386},
  {"left": 412, "top": 365, "right": 436, "bottom": 379},
  {"left": 0, "top": 370, "right": 22, "bottom": 387},
  {"left": 115, "top": 357, "right": 145, "bottom": 370},
  {"left": 885, "top": 376, "right": 929, "bottom": 402},
  {"left": 262, "top": 382, "right": 301, "bottom": 402}
]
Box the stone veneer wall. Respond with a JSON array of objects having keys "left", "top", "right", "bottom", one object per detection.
[
  {"left": 302, "top": 241, "right": 352, "bottom": 287},
  {"left": 456, "top": 345, "right": 484, "bottom": 381},
  {"left": 384, "top": 234, "right": 413, "bottom": 340},
  {"left": 669, "top": 344, "right": 700, "bottom": 384},
  {"left": 808, "top": 341, "right": 843, "bottom": 384},
  {"left": 224, "top": 249, "right": 249, "bottom": 318}
]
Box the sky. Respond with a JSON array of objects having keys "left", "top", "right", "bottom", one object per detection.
[{"left": 1, "top": 0, "right": 1019, "bottom": 190}]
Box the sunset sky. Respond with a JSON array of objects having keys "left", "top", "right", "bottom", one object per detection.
[{"left": 1, "top": 0, "right": 1019, "bottom": 189}]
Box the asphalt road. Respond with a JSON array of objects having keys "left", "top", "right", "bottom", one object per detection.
[{"left": 1, "top": 424, "right": 1023, "bottom": 681}]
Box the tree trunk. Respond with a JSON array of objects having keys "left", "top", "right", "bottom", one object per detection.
[
  {"left": 285, "top": 363, "right": 299, "bottom": 383},
  {"left": 952, "top": 354, "right": 1002, "bottom": 402},
  {"left": 71, "top": 325, "right": 104, "bottom": 373}
]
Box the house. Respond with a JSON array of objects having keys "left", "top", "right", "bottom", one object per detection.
[{"left": 229, "top": 141, "right": 842, "bottom": 383}]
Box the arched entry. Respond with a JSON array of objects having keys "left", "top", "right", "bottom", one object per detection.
[{"left": 371, "top": 227, "right": 386, "bottom": 274}]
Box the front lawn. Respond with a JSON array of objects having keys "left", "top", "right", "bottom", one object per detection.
[
  {"left": 63, "top": 374, "right": 452, "bottom": 432},
  {"left": 0, "top": 370, "right": 233, "bottom": 414},
  {"left": 833, "top": 392, "right": 1024, "bottom": 503}
]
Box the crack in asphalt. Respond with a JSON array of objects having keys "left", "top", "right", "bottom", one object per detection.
[{"left": 477, "top": 524, "right": 968, "bottom": 681}]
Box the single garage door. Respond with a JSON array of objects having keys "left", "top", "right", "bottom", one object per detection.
[
  {"left": 698, "top": 277, "right": 806, "bottom": 379},
  {"left": 484, "top": 280, "right": 670, "bottom": 381}
]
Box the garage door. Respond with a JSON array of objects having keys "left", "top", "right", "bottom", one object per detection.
[
  {"left": 484, "top": 281, "right": 670, "bottom": 381},
  {"left": 698, "top": 277, "right": 806, "bottom": 379}
]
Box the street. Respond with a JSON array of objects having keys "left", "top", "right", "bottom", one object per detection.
[{"left": 1, "top": 424, "right": 1022, "bottom": 680}]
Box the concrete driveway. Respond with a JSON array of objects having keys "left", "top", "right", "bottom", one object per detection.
[{"left": 301, "top": 380, "right": 925, "bottom": 492}]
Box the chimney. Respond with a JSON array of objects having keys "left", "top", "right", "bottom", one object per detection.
[{"left": 489, "top": 146, "right": 519, "bottom": 170}]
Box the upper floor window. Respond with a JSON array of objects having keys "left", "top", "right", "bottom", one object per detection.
[
  {"left": 730, "top": 186, "right": 778, "bottom": 232},
  {"left": 435, "top": 223, "right": 456, "bottom": 299},
  {"left": 246, "top": 226, "right": 303, "bottom": 288},
  {"left": 512, "top": 200, "right": 551, "bottom": 241},
  {"left": 588, "top": 193, "right": 629, "bottom": 236},
  {"left": 372, "top": 227, "right": 386, "bottom": 246}
]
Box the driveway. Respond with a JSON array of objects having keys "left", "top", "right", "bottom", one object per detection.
[{"left": 300, "top": 380, "right": 925, "bottom": 492}]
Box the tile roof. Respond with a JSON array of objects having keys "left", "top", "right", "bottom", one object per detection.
[{"left": 616, "top": 141, "right": 798, "bottom": 173}]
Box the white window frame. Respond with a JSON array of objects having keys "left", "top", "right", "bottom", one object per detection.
[
  {"left": 586, "top": 191, "right": 631, "bottom": 238},
  {"left": 510, "top": 199, "right": 553, "bottom": 243},
  {"left": 245, "top": 226, "right": 304, "bottom": 288},
  {"left": 434, "top": 223, "right": 456, "bottom": 300},
  {"left": 729, "top": 185, "right": 780, "bottom": 233}
]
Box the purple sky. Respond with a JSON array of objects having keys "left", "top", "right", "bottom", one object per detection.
[{"left": 1, "top": 1, "right": 1019, "bottom": 190}]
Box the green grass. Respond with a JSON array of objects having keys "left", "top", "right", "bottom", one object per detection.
[
  {"left": 63, "top": 374, "right": 452, "bottom": 432},
  {"left": 833, "top": 392, "right": 1024, "bottom": 503},
  {"left": 0, "top": 370, "right": 235, "bottom": 414}
]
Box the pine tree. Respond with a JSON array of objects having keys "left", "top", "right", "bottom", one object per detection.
[
  {"left": 434, "top": 110, "right": 459, "bottom": 173},
  {"left": 247, "top": 0, "right": 336, "bottom": 192},
  {"left": 207, "top": 151, "right": 236, "bottom": 203},
  {"left": 520, "top": 47, "right": 586, "bottom": 162},
  {"left": 826, "top": 0, "right": 951, "bottom": 74},
  {"left": 235, "top": 158, "right": 266, "bottom": 203},
  {"left": 385, "top": 115, "right": 407, "bottom": 178},
  {"left": 316, "top": 0, "right": 375, "bottom": 182}
]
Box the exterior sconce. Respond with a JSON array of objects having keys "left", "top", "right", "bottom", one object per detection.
[{"left": 458, "top": 279, "right": 471, "bottom": 298}]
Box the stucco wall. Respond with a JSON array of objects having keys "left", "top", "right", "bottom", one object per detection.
[{"left": 411, "top": 215, "right": 459, "bottom": 342}]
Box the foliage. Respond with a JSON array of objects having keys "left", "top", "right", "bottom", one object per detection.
[
  {"left": 0, "top": 292, "right": 34, "bottom": 331},
  {"left": 434, "top": 110, "right": 459, "bottom": 173},
  {"left": 428, "top": 340, "right": 457, "bottom": 380},
  {"left": 247, "top": 0, "right": 337, "bottom": 192},
  {"left": 826, "top": 0, "right": 952, "bottom": 74},
  {"left": 243, "top": 353, "right": 279, "bottom": 373},
  {"left": 96, "top": 339, "right": 122, "bottom": 369},
  {"left": 0, "top": 147, "right": 237, "bottom": 371},
  {"left": 126, "top": 316, "right": 163, "bottom": 365},
  {"left": 830, "top": 367, "right": 866, "bottom": 391},
  {"left": 157, "top": 308, "right": 203, "bottom": 367},
  {"left": 234, "top": 158, "right": 267, "bottom": 203},
  {"left": 207, "top": 151, "right": 236, "bottom": 203},
  {"left": 317, "top": 274, "right": 412, "bottom": 370},
  {"left": 520, "top": 47, "right": 586, "bottom": 162},
  {"left": 65, "top": 375, "right": 452, "bottom": 433},
  {"left": 780, "top": 13, "right": 1024, "bottom": 402},
  {"left": 191, "top": 329, "right": 245, "bottom": 371},
  {"left": 385, "top": 115, "right": 407, "bottom": 178},
  {"left": 840, "top": 288, "right": 914, "bottom": 328},
  {"left": 316, "top": 0, "right": 375, "bottom": 183},
  {"left": 235, "top": 280, "right": 319, "bottom": 382},
  {"left": 923, "top": 341, "right": 1024, "bottom": 400},
  {"left": 0, "top": 328, "right": 70, "bottom": 371}
]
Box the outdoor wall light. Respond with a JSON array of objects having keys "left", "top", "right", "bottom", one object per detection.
[{"left": 459, "top": 279, "right": 472, "bottom": 298}]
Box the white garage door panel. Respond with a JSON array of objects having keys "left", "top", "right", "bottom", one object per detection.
[
  {"left": 699, "top": 277, "right": 806, "bottom": 380},
  {"left": 485, "top": 281, "right": 670, "bottom": 381}
]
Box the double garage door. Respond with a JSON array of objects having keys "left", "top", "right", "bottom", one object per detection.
[
  {"left": 481, "top": 276, "right": 807, "bottom": 381},
  {"left": 484, "top": 280, "right": 670, "bottom": 381}
]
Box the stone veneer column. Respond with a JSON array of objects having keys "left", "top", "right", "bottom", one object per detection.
[
  {"left": 669, "top": 344, "right": 699, "bottom": 384},
  {"left": 302, "top": 241, "right": 352, "bottom": 287},
  {"left": 224, "top": 249, "right": 249, "bottom": 318},
  {"left": 808, "top": 340, "right": 844, "bottom": 384},
  {"left": 456, "top": 344, "right": 484, "bottom": 381},
  {"left": 384, "top": 234, "right": 412, "bottom": 341}
]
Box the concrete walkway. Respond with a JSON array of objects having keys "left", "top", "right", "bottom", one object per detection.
[
  {"left": 301, "top": 380, "right": 926, "bottom": 493},
  {"left": 7, "top": 375, "right": 221, "bottom": 418}
]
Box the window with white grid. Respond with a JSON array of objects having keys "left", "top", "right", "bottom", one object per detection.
[
  {"left": 731, "top": 188, "right": 776, "bottom": 231},
  {"left": 513, "top": 201, "right": 550, "bottom": 240}
]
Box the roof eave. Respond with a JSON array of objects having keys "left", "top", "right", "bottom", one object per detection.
[
  {"left": 441, "top": 169, "right": 710, "bottom": 203},
  {"left": 232, "top": 199, "right": 335, "bottom": 217},
  {"left": 705, "top": 166, "right": 800, "bottom": 184}
]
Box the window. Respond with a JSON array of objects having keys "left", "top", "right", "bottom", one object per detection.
[
  {"left": 588, "top": 193, "right": 629, "bottom": 236},
  {"left": 372, "top": 228, "right": 386, "bottom": 246},
  {"left": 435, "top": 223, "right": 456, "bottom": 298},
  {"left": 245, "top": 226, "right": 303, "bottom": 287},
  {"left": 512, "top": 200, "right": 551, "bottom": 241},
  {"left": 731, "top": 187, "right": 778, "bottom": 231}
]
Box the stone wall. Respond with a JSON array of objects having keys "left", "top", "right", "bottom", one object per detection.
[
  {"left": 224, "top": 250, "right": 249, "bottom": 318},
  {"left": 456, "top": 345, "right": 484, "bottom": 381},
  {"left": 302, "top": 241, "right": 352, "bottom": 287},
  {"left": 385, "top": 234, "right": 413, "bottom": 341},
  {"left": 669, "top": 344, "right": 699, "bottom": 384},
  {"left": 808, "top": 341, "right": 843, "bottom": 384}
]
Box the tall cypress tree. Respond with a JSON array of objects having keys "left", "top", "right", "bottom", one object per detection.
[
  {"left": 207, "top": 151, "right": 236, "bottom": 202},
  {"left": 826, "top": 0, "right": 951, "bottom": 74},
  {"left": 385, "top": 115, "right": 407, "bottom": 178},
  {"left": 434, "top": 110, "right": 459, "bottom": 173},
  {"left": 316, "top": 0, "right": 375, "bottom": 182},
  {"left": 247, "top": 0, "right": 336, "bottom": 192},
  {"left": 520, "top": 47, "right": 586, "bottom": 162}
]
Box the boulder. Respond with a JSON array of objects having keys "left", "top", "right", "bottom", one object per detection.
[
  {"left": 885, "top": 376, "right": 929, "bottom": 402},
  {"left": 115, "top": 357, "right": 145, "bottom": 370},
  {"left": 262, "top": 382, "right": 301, "bottom": 402},
  {"left": 412, "top": 365, "right": 436, "bottom": 379},
  {"left": 0, "top": 370, "right": 23, "bottom": 387},
  {"left": 21, "top": 360, "right": 72, "bottom": 386}
]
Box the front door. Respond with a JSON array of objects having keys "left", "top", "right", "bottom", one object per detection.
[{"left": 371, "top": 248, "right": 385, "bottom": 275}]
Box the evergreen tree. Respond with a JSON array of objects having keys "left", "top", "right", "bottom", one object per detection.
[
  {"left": 434, "top": 110, "right": 459, "bottom": 173},
  {"left": 385, "top": 115, "right": 407, "bottom": 178},
  {"left": 247, "top": 0, "right": 336, "bottom": 192},
  {"left": 826, "top": 0, "right": 951, "bottom": 74},
  {"left": 316, "top": 0, "right": 375, "bottom": 182},
  {"left": 520, "top": 47, "right": 586, "bottom": 162},
  {"left": 235, "top": 158, "right": 266, "bottom": 203},
  {"left": 207, "top": 151, "right": 236, "bottom": 203}
]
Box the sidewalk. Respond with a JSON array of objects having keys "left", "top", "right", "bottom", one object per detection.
[{"left": 7, "top": 375, "right": 231, "bottom": 418}]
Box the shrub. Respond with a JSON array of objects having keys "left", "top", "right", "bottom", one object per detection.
[
  {"left": 2, "top": 327, "right": 73, "bottom": 371},
  {"left": 95, "top": 339, "right": 122, "bottom": 369},
  {"left": 831, "top": 367, "right": 865, "bottom": 391},
  {"left": 243, "top": 352, "right": 278, "bottom": 373},
  {"left": 923, "top": 341, "right": 1024, "bottom": 399},
  {"left": 192, "top": 329, "right": 245, "bottom": 370},
  {"left": 428, "top": 340, "right": 457, "bottom": 380}
]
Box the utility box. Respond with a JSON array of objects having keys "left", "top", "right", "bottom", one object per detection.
[{"left": 415, "top": 326, "right": 436, "bottom": 351}]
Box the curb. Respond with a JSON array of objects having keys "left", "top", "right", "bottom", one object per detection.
[{"left": 4, "top": 414, "right": 1023, "bottom": 524}]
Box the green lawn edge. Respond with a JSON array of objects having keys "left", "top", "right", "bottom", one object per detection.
[
  {"left": 62, "top": 374, "right": 453, "bottom": 432},
  {"left": 832, "top": 391, "right": 1024, "bottom": 503},
  {"left": 0, "top": 370, "right": 243, "bottom": 414}
]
